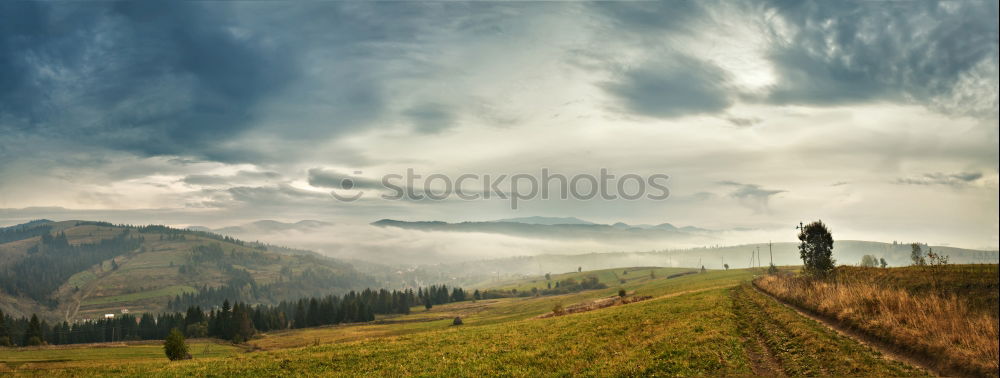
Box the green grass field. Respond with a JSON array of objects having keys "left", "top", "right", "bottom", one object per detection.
[
  {"left": 1, "top": 266, "right": 936, "bottom": 376},
  {"left": 0, "top": 340, "right": 241, "bottom": 373},
  {"left": 81, "top": 285, "right": 198, "bottom": 306}
]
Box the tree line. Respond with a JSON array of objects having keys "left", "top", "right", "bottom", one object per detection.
[{"left": 0, "top": 284, "right": 470, "bottom": 346}]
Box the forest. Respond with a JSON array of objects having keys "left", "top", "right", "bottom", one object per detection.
[{"left": 0, "top": 285, "right": 470, "bottom": 346}]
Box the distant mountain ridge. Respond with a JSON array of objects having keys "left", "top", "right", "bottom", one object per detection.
[
  {"left": 491, "top": 216, "right": 595, "bottom": 225},
  {"left": 371, "top": 218, "right": 715, "bottom": 241}
]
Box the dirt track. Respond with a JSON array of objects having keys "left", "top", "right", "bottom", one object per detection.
[{"left": 751, "top": 283, "right": 939, "bottom": 377}]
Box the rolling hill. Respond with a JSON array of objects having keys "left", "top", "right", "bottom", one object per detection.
[{"left": 0, "top": 220, "right": 375, "bottom": 323}]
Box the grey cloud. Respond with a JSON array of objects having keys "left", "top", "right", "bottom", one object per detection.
[
  {"left": 719, "top": 181, "right": 785, "bottom": 213},
  {"left": 725, "top": 116, "right": 762, "bottom": 127},
  {"left": 895, "top": 172, "right": 983, "bottom": 187},
  {"left": 0, "top": 2, "right": 298, "bottom": 160},
  {"left": 307, "top": 168, "right": 381, "bottom": 190},
  {"left": 589, "top": 1, "right": 705, "bottom": 35},
  {"left": 604, "top": 54, "right": 733, "bottom": 118},
  {"left": 404, "top": 104, "right": 454, "bottom": 134},
  {"left": 225, "top": 185, "right": 329, "bottom": 207},
  {"left": 0, "top": 2, "right": 457, "bottom": 165},
  {"left": 762, "top": 0, "right": 999, "bottom": 118}
]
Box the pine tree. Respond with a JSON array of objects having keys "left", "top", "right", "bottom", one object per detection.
[
  {"left": 0, "top": 310, "right": 11, "bottom": 346},
  {"left": 24, "top": 314, "right": 44, "bottom": 346}
]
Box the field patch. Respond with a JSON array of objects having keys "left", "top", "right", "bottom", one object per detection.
[
  {"left": 81, "top": 285, "right": 197, "bottom": 306},
  {"left": 0, "top": 340, "right": 241, "bottom": 372}
]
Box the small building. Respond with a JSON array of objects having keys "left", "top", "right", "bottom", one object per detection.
[{"left": 104, "top": 314, "right": 115, "bottom": 319}]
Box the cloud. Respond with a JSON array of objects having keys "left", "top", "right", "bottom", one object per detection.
[
  {"left": 604, "top": 53, "right": 733, "bottom": 118},
  {"left": 895, "top": 172, "right": 983, "bottom": 187},
  {"left": 725, "top": 116, "right": 762, "bottom": 127},
  {"left": 761, "top": 0, "right": 999, "bottom": 118},
  {"left": 719, "top": 181, "right": 785, "bottom": 213},
  {"left": 404, "top": 104, "right": 455, "bottom": 134},
  {"left": 0, "top": 2, "right": 299, "bottom": 161},
  {"left": 307, "top": 168, "right": 382, "bottom": 190},
  {"left": 182, "top": 171, "right": 282, "bottom": 186}
]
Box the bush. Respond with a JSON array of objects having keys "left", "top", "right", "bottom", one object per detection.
[
  {"left": 164, "top": 328, "right": 190, "bottom": 361},
  {"left": 552, "top": 303, "right": 564, "bottom": 315}
]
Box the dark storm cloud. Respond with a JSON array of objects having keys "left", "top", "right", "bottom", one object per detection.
[
  {"left": 762, "top": 0, "right": 998, "bottom": 115},
  {"left": 0, "top": 2, "right": 297, "bottom": 160},
  {"left": 0, "top": 2, "right": 448, "bottom": 165},
  {"left": 895, "top": 172, "right": 983, "bottom": 187}
]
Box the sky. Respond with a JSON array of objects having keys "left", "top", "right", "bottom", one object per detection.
[{"left": 1, "top": 1, "right": 998, "bottom": 257}]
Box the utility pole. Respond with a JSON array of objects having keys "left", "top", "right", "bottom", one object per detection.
[{"left": 768, "top": 241, "right": 773, "bottom": 266}]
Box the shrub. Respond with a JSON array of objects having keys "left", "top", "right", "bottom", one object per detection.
[{"left": 164, "top": 328, "right": 190, "bottom": 361}]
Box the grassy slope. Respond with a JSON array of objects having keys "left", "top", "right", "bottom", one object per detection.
[
  {"left": 0, "top": 340, "right": 241, "bottom": 372},
  {"left": 1, "top": 267, "right": 922, "bottom": 376},
  {"left": 0, "top": 221, "right": 361, "bottom": 322}
]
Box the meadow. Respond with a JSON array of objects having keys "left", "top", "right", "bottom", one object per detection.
[{"left": 0, "top": 266, "right": 937, "bottom": 376}]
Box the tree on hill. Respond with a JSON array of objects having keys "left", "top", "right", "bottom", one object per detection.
[
  {"left": 879, "top": 257, "right": 888, "bottom": 268},
  {"left": 164, "top": 328, "right": 189, "bottom": 361},
  {"left": 798, "top": 220, "right": 835, "bottom": 277},
  {"left": 910, "top": 243, "right": 926, "bottom": 266},
  {"left": 723, "top": 263, "right": 729, "bottom": 270}
]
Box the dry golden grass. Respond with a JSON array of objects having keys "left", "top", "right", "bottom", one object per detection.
[{"left": 755, "top": 268, "right": 999, "bottom": 377}]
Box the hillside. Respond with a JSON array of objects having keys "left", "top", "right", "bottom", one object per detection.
[{"left": 0, "top": 220, "right": 374, "bottom": 323}]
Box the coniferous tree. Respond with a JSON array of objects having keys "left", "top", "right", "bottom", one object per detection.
[
  {"left": 0, "top": 310, "right": 10, "bottom": 346},
  {"left": 24, "top": 314, "right": 43, "bottom": 346}
]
